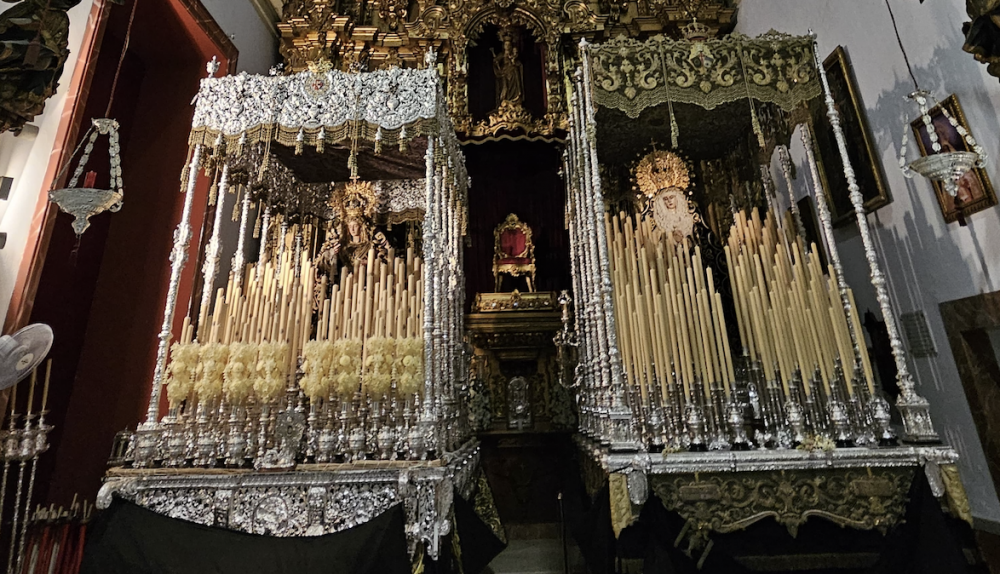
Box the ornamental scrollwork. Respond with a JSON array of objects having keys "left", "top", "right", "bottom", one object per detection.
[
  {"left": 189, "top": 67, "right": 444, "bottom": 150},
  {"left": 101, "top": 442, "right": 479, "bottom": 560},
  {"left": 273, "top": 0, "right": 736, "bottom": 138},
  {"left": 650, "top": 467, "right": 915, "bottom": 548},
  {"left": 587, "top": 32, "right": 823, "bottom": 118},
  {"left": 135, "top": 488, "right": 216, "bottom": 527}
]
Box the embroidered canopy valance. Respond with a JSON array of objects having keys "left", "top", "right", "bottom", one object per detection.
[
  {"left": 585, "top": 31, "right": 822, "bottom": 118},
  {"left": 188, "top": 64, "right": 446, "bottom": 150}
]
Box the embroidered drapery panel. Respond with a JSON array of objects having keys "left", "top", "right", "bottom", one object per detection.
[{"left": 586, "top": 32, "right": 822, "bottom": 118}]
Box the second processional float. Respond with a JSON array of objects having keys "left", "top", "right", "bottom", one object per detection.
[{"left": 560, "top": 28, "right": 963, "bottom": 545}]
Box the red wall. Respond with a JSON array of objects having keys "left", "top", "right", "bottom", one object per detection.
[
  {"left": 463, "top": 140, "right": 571, "bottom": 305},
  {"left": 25, "top": 0, "right": 232, "bottom": 506}
]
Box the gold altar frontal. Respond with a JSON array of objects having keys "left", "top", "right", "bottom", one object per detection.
[
  {"left": 466, "top": 291, "right": 575, "bottom": 433},
  {"left": 583, "top": 441, "right": 971, "bottom": 559}
]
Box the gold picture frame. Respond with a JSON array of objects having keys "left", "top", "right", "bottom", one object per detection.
[
  {"left": 909, "top": 94, "right": 997, "bottom": 224},
  {"left": 809, "top": 46, "right": 892, "bottom": 226}
]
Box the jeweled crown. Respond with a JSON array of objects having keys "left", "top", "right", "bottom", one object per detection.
[
  {"left": 681, "top": 20, "right": 711, "bottom": 42},
  {"left": 339, "top": 179, "right": 377, "bottom": 220},
  {"left": 635, "top": 150, "right": 690, "bottom": 198},
  {"left": 307, "top": 57, "right": 334, "bottom": 75}
]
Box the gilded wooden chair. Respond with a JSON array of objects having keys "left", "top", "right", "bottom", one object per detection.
[{"left": 493, "top": 213, "right": 536, "bottom": 292}]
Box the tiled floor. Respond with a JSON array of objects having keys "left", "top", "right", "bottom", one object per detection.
[{"left": 485, "top": 537, "right": 588, "bottom": 574}]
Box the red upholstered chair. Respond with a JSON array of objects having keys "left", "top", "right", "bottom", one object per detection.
[{"left": 493, "top": 213, "right": 536, "bottom": 292}]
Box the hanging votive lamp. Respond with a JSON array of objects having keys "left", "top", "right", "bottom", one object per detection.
[
  {"left": 48, "top": 0, "right": 136, "bottom": 236},
  {"left": 899, "top": 89, "right": 985, "bottom": 198},
  {"left": 48, "top": 118, "right": 125, "bottom": 236},
  {"left": 885, "top": 0, "right": 986, "bottom": 220}
]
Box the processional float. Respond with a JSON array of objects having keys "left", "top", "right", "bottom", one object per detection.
[
  {"left": 560, "top": 31, "right": 966, "bottom": 545},
  {"left": 98, "top": 54, "right": 477, "bottom": 559}
]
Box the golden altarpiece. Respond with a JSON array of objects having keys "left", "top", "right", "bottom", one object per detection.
[{"left": 92, "top": 0, "right": 973, "bottom": 569}]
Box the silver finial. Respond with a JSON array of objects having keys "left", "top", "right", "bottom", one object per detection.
[{"left": 206, "top": 56, "right": 221, "bottom": 77}]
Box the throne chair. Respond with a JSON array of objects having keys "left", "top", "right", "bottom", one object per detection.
[{"left": 493, "top": 213, "right": 536, "bottom": 292}]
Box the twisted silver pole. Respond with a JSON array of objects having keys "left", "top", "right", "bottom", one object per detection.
[
  {"left": 198, "top": 162, "right": 230, "bottom": 334},
  {"left": 581, "top": 41, "right": 639, "bottom": 450},
  {"left": 0, "top": 408, "right": 16, "bottom": 569},
  {"left": 256, "top": 206, "right": 271, "bottom": 282},
  {"left": 232, "top": 182, "right": 253, "bottom": 287},
  {"left": 777, "top": 145, "right": 806, "bottom": 242},
  {"left": 14, "top": 412, "right": 44, "bottom": 574},
  {"left": 799, "top": 126, "right": 865, "bottom": 368},
  {"left": 5, "top": 459, "right": 24, "bottom": 574},
  {"left": 812, "top": 33, "right": 937, "bottom": 442},
  {"left": 146, "top": 144, "right": 204, "bottom": 425}
]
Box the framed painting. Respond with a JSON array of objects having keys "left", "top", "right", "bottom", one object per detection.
[
  {"left": 910, "top": 94, "right": 997, "bottom": 224},
  {"left": 808, "top": 46, "right": 891, "bottom": 227}
]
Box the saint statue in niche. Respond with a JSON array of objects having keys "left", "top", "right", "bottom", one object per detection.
[{"left": 492, "top": 36, "right": 524, "bottom": 107}]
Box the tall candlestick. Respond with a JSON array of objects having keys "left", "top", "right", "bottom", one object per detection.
[{"left": 41, "top": 360, "right": 51, "bottom": 412}]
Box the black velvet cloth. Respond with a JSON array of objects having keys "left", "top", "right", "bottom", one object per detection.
[
  {"left": 578, "top": 469, "right": 985, "bottom": 574},
  {"left": 453, "top": 487, "right": 507, "bottom": 574},
  {"left": 420, "top": 487, "right": 507, "bottom": 574},
  {"left": 80, "top": 497, "right": 411, "bottom": 574}
]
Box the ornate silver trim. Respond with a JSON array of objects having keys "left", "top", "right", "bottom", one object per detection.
[
  {"left": 100, "top": 443, "right": 479, "bottom": 559},
  {"left": 812, "top": 35, "right": 938, "bottom": 443}
]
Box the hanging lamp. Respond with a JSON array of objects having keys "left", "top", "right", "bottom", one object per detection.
[
  {"left": 49, "top": 0, "right": 137, "bottom": 236},
  {"left": 887, "top": 0, "right": 987, "bottom": 224}
]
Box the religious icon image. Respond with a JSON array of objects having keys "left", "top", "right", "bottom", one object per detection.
[
  {"left": 317, "top": 178, "right": 390, "bottom": 277},
  {"left": 634, "top": 149, "right": 700, "bottom": 244},
  {"left": 651, "top": 187, "right": 696, "bottom": 244},
  {"left": 911, "top": 94, "right": 998, "bottom": 224}
]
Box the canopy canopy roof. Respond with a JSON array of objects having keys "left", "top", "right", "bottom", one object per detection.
[
  {"left": 187, "top": 54, "right": 462, "bottom": 224},
  {"left": 227, "top": 143, "right": 427, "bottom": 223},
  {"left": 585, "top": 31, "right": 821, "bottom": 119},
  {"left": 188, "top": 60, "right": 449, "bottom": 152}
]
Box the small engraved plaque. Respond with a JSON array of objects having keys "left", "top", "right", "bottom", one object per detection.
[
  {"left": 679, "top": 483, "right": 721, "bottom": 501},
  {"left": 852, "top": 478, "right": 894, "bottom": 497}
]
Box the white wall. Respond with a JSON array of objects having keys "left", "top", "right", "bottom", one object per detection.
[
  {"left": 0, "top": 2, "right": 93, "bottom": 325},
  {"left": 740, "top": 0, "right": 1000, "bottom": 524},
  {"left": 202, "top": 0, "right": 278, "bottom": 74}
]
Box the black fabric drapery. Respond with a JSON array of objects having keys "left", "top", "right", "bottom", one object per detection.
[
  {"left": 80, "top": 497, "right": 411, "bottom": 574},
  {"left": 452, "top": 486, "right": 507, "bottom": 574}
]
